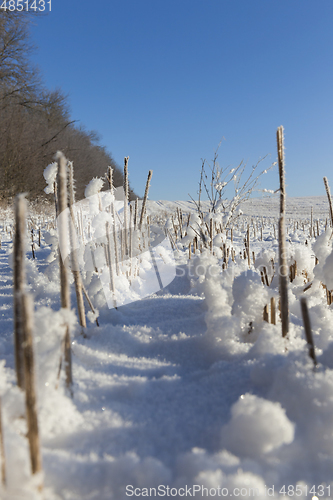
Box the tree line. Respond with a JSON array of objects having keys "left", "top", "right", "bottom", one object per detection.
[{"left": 0, "top": 10, "right": 136, "bottom": 203}]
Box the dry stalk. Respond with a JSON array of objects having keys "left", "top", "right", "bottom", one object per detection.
[
  {"left": 64, "top": 327, "right": 73, "bottom": 397},
  {"left": 270, "top": 297, "right": 276, "bottom": 325},
  {"left": 21, "top": 293, "right": 43, "bottom": 487},
  {"left": 106, "top": 222, "right": 117, "bottom": 308},
  {"left": 177, "top": 208, "right": 183, "bottom": 239},
  {"left": 139, "top": 170, "right": 153, "bottom": 230},
  {"left": 129, "top": 205, "right": 133, "bottom": 280},
  {"left": 106, "top": 166, "right": 113, "bottom": 192},
  {"left": 68, "top": 162, "right": 86, "bottom": 330},
  {"left": 323, "top": 177, "right": 333, "bottom": 227},
  {"left": 134, "top": 198, "right": 138, "bottom": 230},
  {"left": 246, "top": 226, "right": 251, "bottom": 267},
  {"left": 310, "top": 207, "right": 313, "bottom": 238},
  {"left": 277, "top": 126, "right": 289, "bottom": 338},
  {"left": 112, "top": 202, "right": 120, "bottom": 275},
  {"left": 123, "top": 157, "right": 129, "bottom": 255},
  {"left": 56, "top": 152, "right": 73, "bottom": 395},
  {"left": 300, "top": 297, "right": 317, "bottom": 367},
  {"left": 82, "top": 284, "right": 99, "bottom": 326},
  {"left": 14, "top": 194, "right": 27, "bottom": 390},
  {"left": 0, "top": 399, "right": 6, "bottom": 487}
]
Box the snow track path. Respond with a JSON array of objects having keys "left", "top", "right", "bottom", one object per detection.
[{"left": 47, "top": 287, "right": 254, "bottom": 497}]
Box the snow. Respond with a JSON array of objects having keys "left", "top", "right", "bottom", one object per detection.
[
  {"left": 84, "top": 177, "right": 104, "bottom": 198},
  {"left": 1, "top": 193, "right": 333, "bottom": 499},
  {"left": 43, "top": 163, "right": 58, "bottom": 195}
]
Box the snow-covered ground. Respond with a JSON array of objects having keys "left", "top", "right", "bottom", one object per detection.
[
  {"left": 1, "top": 194, "right": 333, "bottom": 499},
  {"left": 147, "top": 195, "right": 328, "bottom": 221}
]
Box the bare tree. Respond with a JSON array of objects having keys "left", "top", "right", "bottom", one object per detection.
[{"left": 0, "top": 12, "right": 137, "bottom": 203}]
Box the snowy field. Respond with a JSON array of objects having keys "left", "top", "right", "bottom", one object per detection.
[
  {"left": 1, "top": 193, "right": 333, "bottom": 499},
  {"left": 147, "top": 195, "right": 328, "bottom": 221}
]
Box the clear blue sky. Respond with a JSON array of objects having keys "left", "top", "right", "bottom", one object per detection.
[{"left": 30, "top": 0, "right": 333, "bottom": 201}]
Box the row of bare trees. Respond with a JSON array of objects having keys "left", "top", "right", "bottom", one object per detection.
[{"left": 0, "top": 11, "right": 135, "bottom": 202}]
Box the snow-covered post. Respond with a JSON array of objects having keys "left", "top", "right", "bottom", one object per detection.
[
  {"left": 13, "top": 194, "right": 27, "bottom": 390},
  {"left": 277, "top": 126, "right": 289, "bottom": 338},
  {"left": 56, "top": 152, "right": 73, "bottom": 395}
]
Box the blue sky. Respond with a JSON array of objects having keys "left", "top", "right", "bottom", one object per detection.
[{"left": 30, "top": 0, "right": 333, "bottom": 201}]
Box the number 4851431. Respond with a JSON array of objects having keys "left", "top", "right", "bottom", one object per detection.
[{"left": 0, "top": 0, "right": 51, "bottom": 11}]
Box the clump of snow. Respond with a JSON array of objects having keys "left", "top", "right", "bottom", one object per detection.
[
  {"left": 232, "top": 270, "right": 269, "bottom": 324},
  {"left": 221, "top": 393, "right": 295, "bottom": 458},
  {"left": 43, "top": 162, "right": 58, "bottom": 194},
  {"left": 84, "top": 177, "right": 104, "bottom": 198}
]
